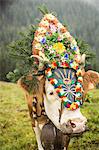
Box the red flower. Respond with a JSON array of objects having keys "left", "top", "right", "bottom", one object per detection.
[
  {"left": 76, "top": 87, "right": 81, "bottom": 92},
  {"left": 67, "top": 103, "right": 71, "bottom": 108},
  {"left": 62, "top": 62, "right": 69, "bottom": 67}
]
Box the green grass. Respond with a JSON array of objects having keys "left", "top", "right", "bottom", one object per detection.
[{"left": 0, "top": 82, "right": 99, "bottom": 150}]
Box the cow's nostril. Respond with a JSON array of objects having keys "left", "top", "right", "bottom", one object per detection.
[{"left": 70, "top": 121, "right": 76, "bottom": 128}]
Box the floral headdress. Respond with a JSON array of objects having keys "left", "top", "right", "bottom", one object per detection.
[{"left": 32, "top": 14, "right": 83, "bottom": 111}]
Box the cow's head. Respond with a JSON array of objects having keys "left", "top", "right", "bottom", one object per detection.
[
  {"left": 43, "top": 70, "right": 87, "bottom": 135},
  {"left": 18, "top": 70, "right": 87, "bottom": 135}
]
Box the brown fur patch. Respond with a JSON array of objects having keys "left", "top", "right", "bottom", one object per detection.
[
  {"left": 17, "top": 75, "right": 47, "bottom": 127},
  {"left": 82, "top": 70, "right": 99, "bottom": 98}
]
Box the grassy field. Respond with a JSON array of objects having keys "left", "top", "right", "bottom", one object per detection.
[{"left": 0, "top": 81, "right": 99, "bottom": 150}]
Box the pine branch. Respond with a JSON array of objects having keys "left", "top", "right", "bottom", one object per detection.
[{"left": 38, "top": 4, "right": 49, "bottom": 15}]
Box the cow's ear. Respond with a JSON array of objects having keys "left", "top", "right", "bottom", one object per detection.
[
  {"left": 79, "top": 54, "right": 86, "bottom": 71},
  {"left": 80, "top": 54, "right": 86, "bottom": 65},
  {"left": 17, "top": 75, "right": 45, "bottom": 94},
  {"left": 17, "top": 77, "right": 29, "bottom": 93}
]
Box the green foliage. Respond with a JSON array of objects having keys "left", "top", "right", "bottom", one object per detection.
[
  {"left": 7, "top": 25, "right": 37, "bottom": 82},
  {"left": 76, "top": 38, "right": 96, "bottom": 70},
  {"left": 38, "top": 4, "right": 49, "bottom": 15},
  {"left": 0, "top": 82, "right": 99, "bottom": 150}
]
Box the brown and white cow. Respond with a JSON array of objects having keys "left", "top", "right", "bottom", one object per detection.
[
  {"left": 18, "top": 68, "right": 87, "bottom": 150},
  {"left": 17, "top": 14, "right": 88, "bottom": 150}
]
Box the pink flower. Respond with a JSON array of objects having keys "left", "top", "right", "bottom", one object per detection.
[
  {"left": 57, "top": 37, "right": 61, "bottom": 41},
  {"left": 42, "top": 48, "right": 45, "bottom": 53},
  {"left": 50, "top": 24, "right": 57, "bottom": 33}
]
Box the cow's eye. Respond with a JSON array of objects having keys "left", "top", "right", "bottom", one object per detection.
[{"left": 49, "top": 92, "right": 54, "bottom": 95}]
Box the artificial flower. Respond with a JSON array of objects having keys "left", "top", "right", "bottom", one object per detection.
[
  {"left": 35, "top": 35, "right": 43, "bottom": 42},
  {"left": 70, "top": 102, "right": 78, "bottom": 110},
  {"left": 57, "top": 36, "right": 62, "bottom": 41},
  {"left": 51, "top": 62, "right": 57, "bottom": 68},
  {"left": 57, "top": 22, "right": 64, "bottom": 29},
  {"left": 65, "top": 31, "right": 71, "bottom": 38},
  {"left": 64, "top": 53, "right": 69, "bottom": 59},
  {"left": 45, "top": 14, "right": 56, "bottom": 20},
  {"left": 40, "top": 37, "right": 46, "bottom": 44},
  {"left": 78, "top": 76, "right": 83, "bottom": 83},
  {"left": 70, "top": 43, "right": 77, "bottom": 51},
  {"left": 60, "top": 26, "right": 67, "bottom": 33},
  {"left": 39, "top": 20, "right": 49, "bottom": 28},
  {"left": 76, "top": 69, "right": 82, "bottom": 76},
  {"left": 37, "top": 27, "right": 47, "bottom": 34},
  {"left": 53, "top": 42, "right": 65, "bottom": 54},
  {"left": 50, "top": 24, "right": 57, "bottom": 33},
  {"left": 34, "top": 43, "right": 42, "bottom": 50},
  {"left": 75, "top": 54, "right": 81, "bottom": 63}
]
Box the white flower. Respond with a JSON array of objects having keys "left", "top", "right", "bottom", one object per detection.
[
  {"left": 70, "top": 42, "right": 77, "bottom": 50},
  {"left": 50, "top": 49, "right": 55, "bottom": 54},
  {"left": 57, "top": 22, "right": 64, "bottom": 29},
  {"left": 34, "top": 35, "right": 43, "bottom": 42},
  {"left": 59, "top": 34, "right": 64, "bottom": 40},
  {"left": 45, "top": 14, "right": 55, "bottom": 20},
  {"left": 37, "top": 27, "right": 47, "bottom": 34},
  {"left": 34, "top": 43, "right": 42, "bottom": 50},
  {"left": 78, "top": 76, "right": 83, "bottom": 82},
  {"left": 54, "top": 79, "right": 58, "bottom": 84},
  {"left": 50, "top": 24, "right": 57, "bottom": 33},
  {"left": 40, "top": 20, "right": 49, "bottom": 27},
  {"left": 65, "top": 31, "right": 71, "bottom": 38},
  {"left": 61, "top": 56, "right": 66, "bottom": 61},
  {"left": 47, "top": 71, "right": 52, "bottom": 77},
  {"left": 72, "top": 38, "right": 77, "bottom": 45}
]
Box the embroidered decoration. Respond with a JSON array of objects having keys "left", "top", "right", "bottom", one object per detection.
[{"left": 32, "top": 14, "right": 83, "bottom": 110}]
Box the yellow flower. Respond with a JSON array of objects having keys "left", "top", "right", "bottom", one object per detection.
[{"left": 53, "top": 42, "right": 65, "bottom": 54}]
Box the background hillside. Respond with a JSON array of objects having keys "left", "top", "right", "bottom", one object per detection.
[{"left": 0, "top": 0, "right": 99, "bottom": 80}]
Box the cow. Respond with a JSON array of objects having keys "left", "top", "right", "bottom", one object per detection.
[
  {"left": 17, "top": 14, "right": 87, "bottom": 150},
  {"left": 79, "top": 54, "right": 99, "bottom": 99},
  {"left": 18, "top": 71, "right": 87, "bottom": 150}
]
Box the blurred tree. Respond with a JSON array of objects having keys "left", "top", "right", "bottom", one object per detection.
[
  {"left": 0, "top": 0, "right": 99, "bottom": 81},
  {"left": 0, "top": 0, "right": 14, "bottom": 10}
]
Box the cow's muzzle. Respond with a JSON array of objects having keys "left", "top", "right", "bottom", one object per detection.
[{"left": 60, "top": 118, "right": 87, "bottom": 135}]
